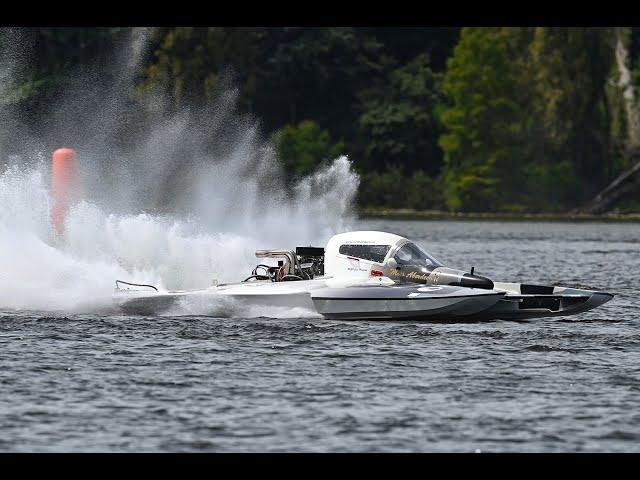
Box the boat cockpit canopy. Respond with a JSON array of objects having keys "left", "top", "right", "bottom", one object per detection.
[{"left": 392, "top": 241, "right": 443, "bottom": 268}]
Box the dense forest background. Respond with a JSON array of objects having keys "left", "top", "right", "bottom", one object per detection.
[{"left": 2, "top": 27, "right": 640, "bottom": 213}]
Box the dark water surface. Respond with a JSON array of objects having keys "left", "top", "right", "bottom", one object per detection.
[{"left": 1, "top": 220, "right": 639, "bottom": 452}]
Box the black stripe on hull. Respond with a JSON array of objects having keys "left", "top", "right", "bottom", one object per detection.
[{"left": 320, "top": 311, "right": 496, "bottom": 321}]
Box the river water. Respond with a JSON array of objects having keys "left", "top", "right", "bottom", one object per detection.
[{"left": 1, "top": 219, "right": 638, "bottom": 452}]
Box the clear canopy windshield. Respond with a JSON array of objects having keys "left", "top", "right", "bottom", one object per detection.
[{"left": 393, "top": 242, "right": 443, "bottom": 268}]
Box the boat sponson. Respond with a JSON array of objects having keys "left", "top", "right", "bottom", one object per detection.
[{"left": 311, "top": 284, "right": 505, "bottom": 320}]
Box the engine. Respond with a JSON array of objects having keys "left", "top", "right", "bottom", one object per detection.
[
  {"left": 295, "top": 246, "right": 325, "bottom": 278},
  {"left": 245, "top": 246, "right": 325, "bottom": 282}
]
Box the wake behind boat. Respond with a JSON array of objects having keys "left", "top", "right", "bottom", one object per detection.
[{"left": 113, "top": 231, "right": 614, "bottom": 321}]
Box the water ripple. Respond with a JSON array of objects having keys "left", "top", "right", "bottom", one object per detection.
[{"left": 1, "top": 220, "right": 639, "bottom": 452}]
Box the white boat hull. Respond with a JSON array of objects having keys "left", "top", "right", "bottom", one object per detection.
[{"left": 114, "top": 279, "right": 613, "bottom": 321}]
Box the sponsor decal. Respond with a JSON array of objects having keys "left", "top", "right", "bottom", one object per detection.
[
  {"left": 406, "top": 271, "right": 431, "bottom": 282},
  {"left": 388, "top": 269, "right": 433, "bottom": 282},
  {"left": 346, "top": 257, "right": 368, "bottom": 272}
]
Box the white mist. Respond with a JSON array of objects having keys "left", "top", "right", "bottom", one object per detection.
[{"left": 0, "top": 28, "right": 360, "bottom": 314}]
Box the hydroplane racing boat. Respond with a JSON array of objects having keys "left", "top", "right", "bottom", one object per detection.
[{"left": 114, "top": 231, "right": 614, "bottom": 321}]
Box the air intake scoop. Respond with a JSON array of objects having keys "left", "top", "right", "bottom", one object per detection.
[{"left": 460, "top": 273, "right": 494, "bottom": 290}]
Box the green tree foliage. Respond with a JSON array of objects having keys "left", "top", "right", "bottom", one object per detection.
[
  {"left": 528, "top": 28, "right": 617, "bottom": 191},
  {"left": 136, "top": 27, "right": 458, "bottom": 208},
  {"left": 364, "top": 28, "right": 460, "bottom": 70},
  {"left": 357, "top": 53, "right": 444, "bottom": 175},
  {"left": 271, "top": 120, "right": 345, "bottom": 178},
  {"left": 440, "top": 27, "right": 618, "bottom": 212},
  {"left": 136, "top": 27, "right": 260, "bottom": 110},
  {"left": 4, "top": 26, "right": 639, "bottom": 213},
  {"left": 0, "top": 27, "right": 125, "bottom": 108},
  {"left": 252, "top": 27, "right": 388, "bottom": 138},
  {"left": 0, "top": 27, "right": 129, "bottom": 155},
  {"left": 358, "top": 167, "right": 445, "bottom": 210},
  {"left": 439, "top": 28, "right": 530, "bottom": 212}
]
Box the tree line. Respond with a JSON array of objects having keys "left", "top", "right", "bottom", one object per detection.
[{"left": 3, "top": 27, "right": 640, "bottom": 213}]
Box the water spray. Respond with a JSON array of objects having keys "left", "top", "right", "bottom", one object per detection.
[{"left": 0, "top": 28, "right": 359, "bottom": 314}]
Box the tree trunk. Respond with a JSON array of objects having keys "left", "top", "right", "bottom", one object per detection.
[
  {"left": 579, "top": 30, "right": 640, "bottom": 213},
  {"left": 615, "top": 29, "right": 640, "bottom": 149}
]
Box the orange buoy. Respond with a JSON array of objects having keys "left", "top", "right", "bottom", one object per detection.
[{"left": 51, "top": 147, "right": 77, "bottom": 235}]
